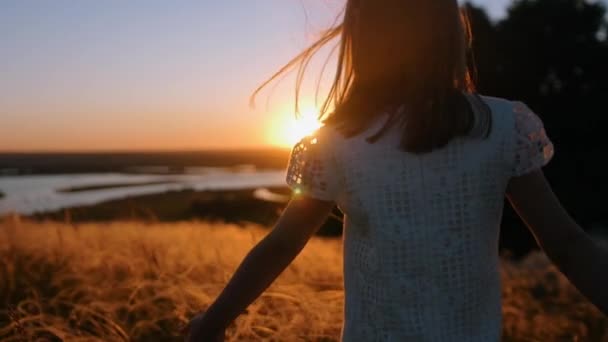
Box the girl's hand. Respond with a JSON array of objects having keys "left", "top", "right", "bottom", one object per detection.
[
  {"left": 181, "top": 198, "right": 334, "bottom": 341},
  {"left": 182, "top": 313, "right": 225, "bottom": 342}
]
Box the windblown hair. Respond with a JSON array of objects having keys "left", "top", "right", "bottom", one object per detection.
[{"left": 252, "top": 0, "right": 491, "bottom": 153}]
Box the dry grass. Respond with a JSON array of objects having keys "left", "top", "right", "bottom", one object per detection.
[{"left": 0, "top": 219, "right": 606, "bottom": 341}]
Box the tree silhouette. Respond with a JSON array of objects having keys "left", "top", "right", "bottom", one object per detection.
[{"left": 465, "top": 0, "right": 608, "bottom": 257}]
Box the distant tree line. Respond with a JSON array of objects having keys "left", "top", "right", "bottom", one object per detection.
[{"left": 464, "top": 0, "right": 608, "bottom": 256}]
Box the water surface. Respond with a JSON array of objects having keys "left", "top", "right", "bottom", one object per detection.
[{"left": 0, "top": 169, "right": 285, "bottom": 215}]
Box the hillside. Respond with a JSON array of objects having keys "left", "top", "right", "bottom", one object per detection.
[{"left": 1, "top": 220, "right": 606, "bottom": 341}]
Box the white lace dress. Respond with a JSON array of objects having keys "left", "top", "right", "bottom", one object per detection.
[{"left": 285, "top": 95, "right": 554, "bottom": 341}]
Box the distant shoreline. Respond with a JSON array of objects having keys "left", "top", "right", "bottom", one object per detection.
[
  {"left": 57, "top": 180, "right": 181, "bottom": 193},
  {"left": 23, "top": 186, "right": 345, "bottom": 237},
  {"left": 27, "top": 186, "right": 288, "bottom": 221},
  {"left": 0, "top": 149, "right": 290, "bottom": 175}
]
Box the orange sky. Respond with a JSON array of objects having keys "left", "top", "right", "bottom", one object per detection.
[{"left": 0, "top": 0, "right": 506, "bottom": 152}]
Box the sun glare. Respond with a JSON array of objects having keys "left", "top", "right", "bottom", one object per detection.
[{"left": 270, "top": 106, "right": 323, "bottom": 148}]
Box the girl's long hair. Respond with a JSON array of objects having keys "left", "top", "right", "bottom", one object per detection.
[{"left": 252, "top": 0, "right": 491, "bottom": 153}]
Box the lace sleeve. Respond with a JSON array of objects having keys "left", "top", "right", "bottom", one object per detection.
[
  {"left": 285, "top": 130, "right": 339, "bottom": 201},
  {"left": 512, "top": 101, "right": 555, "bottom": 177}
]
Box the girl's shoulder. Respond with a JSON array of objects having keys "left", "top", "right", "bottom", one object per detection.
[
  {"left": 286, "top": 123, "right": 344, "bottom": 201},
  {"left": 477, "top": 94, "right": 518, "bottom": 112},
  {"left": 475, "top": 94, "right": 554, "bottom": 176},
  {"left": 476, "top": 94, "right": 533, "bottom": 118},
  {"left": 289, "top": 123, "right": 342, "bottom": 165},
  {"left": 304, "top": 122, "right": 345, "bottom": 148},
  {"left": 476, "top": 95, "right": 547, "bottom": 129},
  {"left": 476, "top": 94, "right": 544, "bottom": 133}
]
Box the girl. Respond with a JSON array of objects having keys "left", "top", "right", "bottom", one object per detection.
[{"left": 185, "top": 0, "right": 608, "bottom": 340}]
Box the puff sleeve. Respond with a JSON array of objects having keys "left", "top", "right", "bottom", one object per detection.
[
  {"left": 511, "top": 101, "right": 555, "bottom": 177},
  {"left": 285, "top": 130, "right": 340, "bottom": 202}
]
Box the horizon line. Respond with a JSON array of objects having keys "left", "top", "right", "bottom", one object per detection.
[{"left": 0, "top": 147, "right": 291, "bottom": 154}]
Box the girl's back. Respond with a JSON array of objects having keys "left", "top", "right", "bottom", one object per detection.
[
  {"left": 184, "top": 1, "right": 607, "bottom": 340},
  {"left": 286, "top": 95, "right": 554, "bottom": 340}
]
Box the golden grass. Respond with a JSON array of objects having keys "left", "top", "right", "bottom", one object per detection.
[{"left": 0, "top": 219, "right": 606, "bottom": 341}]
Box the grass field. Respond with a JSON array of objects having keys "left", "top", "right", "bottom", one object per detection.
[{"left": 1, "top": 219, "right": 606, "bottom": 341}]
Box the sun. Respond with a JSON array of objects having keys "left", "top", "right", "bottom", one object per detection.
[{"left": 270, "top": 106, "right": 323, "bottom": 147}]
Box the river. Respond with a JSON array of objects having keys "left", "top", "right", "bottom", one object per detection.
[{"left": 0, "top": 168, "right": 286, "bottom": 215}]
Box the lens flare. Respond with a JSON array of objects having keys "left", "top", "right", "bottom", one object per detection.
[{"left": 271, "top": 106, "right": 323, "bottom": 147}]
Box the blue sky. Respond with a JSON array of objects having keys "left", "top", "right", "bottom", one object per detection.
[{"left": 0, "top": 0, "right": 510, "bottom": 151}]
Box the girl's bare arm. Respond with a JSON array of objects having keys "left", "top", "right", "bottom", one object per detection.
[
  {"left": 506, "top": 169, "right": 608, "bottom": 316},
  {"left": 191, "top": 196, "right": 335, "bottom": 335}
]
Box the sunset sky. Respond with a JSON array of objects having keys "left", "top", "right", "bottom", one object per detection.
[{"left": 1, "top": 0, "right": 509, "bottom": 152}]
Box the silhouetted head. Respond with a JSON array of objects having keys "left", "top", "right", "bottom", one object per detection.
[
  {"left": 253, "top": 0, "right": 491, "bottom": 153},
  {"left": 347, "top": 0, "right": 471, "bottom": 89}
]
